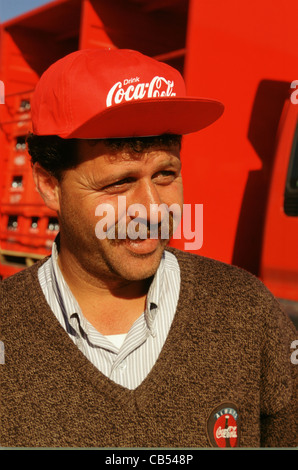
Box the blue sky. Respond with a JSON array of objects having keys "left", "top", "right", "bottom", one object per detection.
[{"left": 0, "top": 0, "right": 52, "bottom": 22}]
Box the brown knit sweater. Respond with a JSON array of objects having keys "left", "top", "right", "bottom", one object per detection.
[{"left": 0, "top": 248, "right": 297, "bottom": 448}]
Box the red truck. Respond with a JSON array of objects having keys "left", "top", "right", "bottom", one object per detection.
[{"left": 0, "top": 0, "right": 297, "bottom": 326}]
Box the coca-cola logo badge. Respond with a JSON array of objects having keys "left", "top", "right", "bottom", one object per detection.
[
  {"left": 106, "top": 76, "right": 176, "bottom": 108},
  {"left": 207, "top": 402, "right": 240, "bottom": 448}
]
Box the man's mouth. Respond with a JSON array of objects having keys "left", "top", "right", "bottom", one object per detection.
[{"left": 123, "top": 236, "right": 162, "bottom": 255}]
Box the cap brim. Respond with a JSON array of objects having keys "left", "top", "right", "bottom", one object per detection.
[{"left": 63, "top": 97, "right": 224, "bottom": 139}]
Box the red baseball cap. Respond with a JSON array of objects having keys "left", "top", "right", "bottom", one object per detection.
[{"left": 31, "top": 48, "right": 224, "bottom": 139}]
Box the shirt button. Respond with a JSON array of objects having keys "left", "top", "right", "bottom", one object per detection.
[{"left": 118, "top": 362, "right": 127, "bottom": 371}]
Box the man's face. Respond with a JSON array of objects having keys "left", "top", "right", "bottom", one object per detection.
[{"left": 56, "top": 139, "right": 183, "bottom": 282}]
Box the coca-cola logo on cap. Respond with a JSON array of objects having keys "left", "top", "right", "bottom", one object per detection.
[
  {"left": 207, "top": 402, "right": 240, "bottom": 448},
  {"left": 106, "top": 76, "right": 176, "bottom": 108}
]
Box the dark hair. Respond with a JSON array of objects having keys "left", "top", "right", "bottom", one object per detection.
[
  {"left": 26, "top": 133, "right": 78, "bottom": 181},
  {"left": 26, "top": 133, "right": 182, "bottom": 181}
]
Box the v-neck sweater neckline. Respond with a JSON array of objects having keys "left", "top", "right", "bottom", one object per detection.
[{"left": 24, "top": 248, "right": 200, "bottom": 405}]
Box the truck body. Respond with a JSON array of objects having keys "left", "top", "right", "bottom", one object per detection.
[{"left": 0, "top": 0, "right": 297, "bottom": 325}]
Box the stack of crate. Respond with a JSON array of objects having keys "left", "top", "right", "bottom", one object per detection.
[{"left": 0, "top": 90, "right": 59, "bottom": 278}]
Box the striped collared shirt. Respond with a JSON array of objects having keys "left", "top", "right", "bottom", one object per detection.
[{"left": 38, "top": 242, "right": 180, "bottom": 390}]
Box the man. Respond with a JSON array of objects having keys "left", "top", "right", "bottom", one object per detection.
[{"left": 0, "top": 49, "right": 297, "bottom": 448}]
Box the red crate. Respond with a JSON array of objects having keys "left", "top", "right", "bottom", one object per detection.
[
  {"left": 5, "top": 134, "right": 32, "bottom": 173},
  {"left": 0, "top": 90, "right": 33, "bottom": 134},
  {"left": 0, "top": 204, "right": 59, "bottom": 255},
  {"left": 2, "top": 90, "right": 32, "bottom": 118},
  {"left": 0, "top": 116, "right": 32, "bottom": 140},
  {"left": 0, "top": 213, "right": 58, "bottom": 255},
  {"left": 20, "top": 214, "right": 58, "bottom": 254},
  {"left": 1, "top": 169, "right": 29, "bottom": 206},
  {"left": 0, "top": 211, "right": 25, "bottom": 252},
  {"left": 1, "top": 167, "right": 44, "bottom": 206}
]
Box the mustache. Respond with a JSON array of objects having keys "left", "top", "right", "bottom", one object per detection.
[{"left": 106, "top": 213, "right": 175, "bottom": 242}]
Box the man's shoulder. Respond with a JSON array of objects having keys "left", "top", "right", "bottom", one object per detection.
[
  {"left": 1, "top": 257, "right": 49, "bottom": 297},
  {"left": 167, "top": 246, "right": 260, "bottom": 283},
  {"left": 168, "top": 247, "right": 297, "bottom": 336},
  {"left": 167, "top": 246, "right": 279, "bottom": 307}
]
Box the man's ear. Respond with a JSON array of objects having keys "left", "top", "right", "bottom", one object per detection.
[{"left": 32, "top": 163, "right": 60, "bottom": 212}]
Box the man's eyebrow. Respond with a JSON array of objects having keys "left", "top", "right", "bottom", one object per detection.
[
  {"left": 157, "top": 157, "right": 181, "bottom": 167},
  {"left": 85, "top": 169, "right": 137, "bottom": 188},
  {"left": 104, "top": 151, "right": 180, "bottom": 169}
]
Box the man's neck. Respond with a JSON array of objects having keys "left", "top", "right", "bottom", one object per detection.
[{"left": 56, "top": 248, "right": 152, "bottom": 335}]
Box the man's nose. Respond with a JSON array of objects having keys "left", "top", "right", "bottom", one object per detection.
[{"left": 127, "top": 180, "right": 165, "bottom": 225}]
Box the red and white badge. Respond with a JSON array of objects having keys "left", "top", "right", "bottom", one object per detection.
[{"left": 207, "top": 402, "right": 240, "bottom": 448}]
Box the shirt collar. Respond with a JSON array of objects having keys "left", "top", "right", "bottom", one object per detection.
[{"left": 49, "top": 239, "right": 165, "bottom": 336}]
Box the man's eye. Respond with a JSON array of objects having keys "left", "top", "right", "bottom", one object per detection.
[
  {"left": 103, "top": 177, "right": 134, "bottom": 190},
  {"left": 154, "top": 171, "right": 176, "bottom": 182}
]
